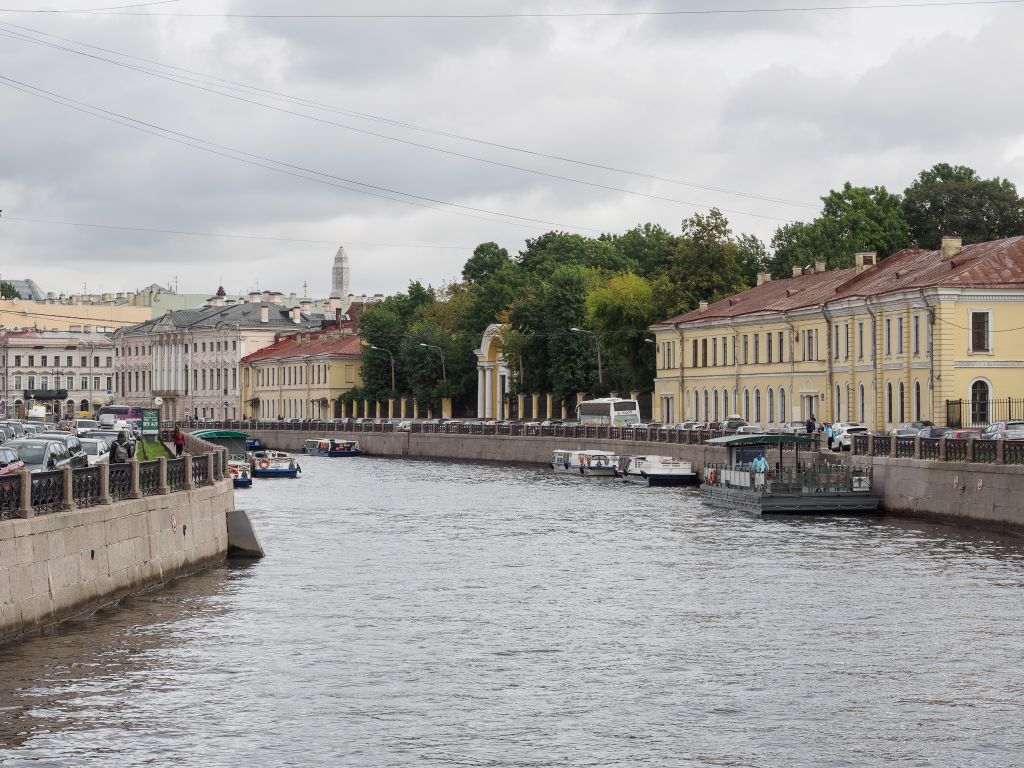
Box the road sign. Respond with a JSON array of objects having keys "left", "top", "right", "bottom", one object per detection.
[{"left": 141, "top": 408, "right": 160, "bottom": 436}]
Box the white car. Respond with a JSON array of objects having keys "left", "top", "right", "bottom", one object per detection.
[
  {"left": 79, "top": 438, "right": 111, "bottom": 465},
  {"left": 72, "top": 418, "right": 99, "bottom": 437},
  {"left": 830, "top": 423, "right": 868, "bottom": 451},
  {"left": 736, "top": 425, "right": 764, "bottom": 435}
]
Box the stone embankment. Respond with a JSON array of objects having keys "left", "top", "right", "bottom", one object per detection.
[{"left": 0, "top": 442, "right": 234, "bottom": 644}]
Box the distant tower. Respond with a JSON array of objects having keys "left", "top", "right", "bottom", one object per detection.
[{"left": 332, "top": 246, "right": 351, "bottom": 298}]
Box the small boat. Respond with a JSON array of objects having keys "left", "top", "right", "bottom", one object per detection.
[
  {"left": 228, "top": 457, "right": 253, "bottom": 488},
  {"left": 550, "top": 449, "right": 617, "bottom": 476},
  {"left": 617, "top": 455, "right": 699, "bottom": 486},
  {"left": 245, "top": 437, "right": 264, "bottom": 451},
  {"left": 304, "top": 438, "right": 361, "bottom": 457},
  {"left": 248, "top": 450, "right": 301, "bottom": 479}
]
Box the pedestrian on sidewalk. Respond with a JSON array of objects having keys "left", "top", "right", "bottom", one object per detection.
[{"left": 173, "top": 428, "right": 186, "bottom": 457}]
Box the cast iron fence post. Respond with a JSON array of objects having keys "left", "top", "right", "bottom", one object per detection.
[
  {"left": 17, "top": 470, "right": 32, "bottom": 518},
  {"left": 98, "top": 462, "right": 112, "bottom": 505},
  {"left": 61, "top": 466, "right": 75, "bottom": 512},
  {"left": 183, "top": 454, "right": 195, "bottom": 491},
  {"left": 158, "top": 456, "right": 170, "bottom": 495},
  {"left": 130, "top": 459, "right": 142, "bottom": 499}
]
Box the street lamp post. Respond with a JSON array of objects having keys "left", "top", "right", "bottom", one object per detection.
[
  {"left": 369, "top": 345, "right": 396, "bottom": 392},
  {"left": 570, "top": 327, "right": 603, "bottom": 385},
  {"left": 419, "top": 343, "right": 447, "bottom": 382}
]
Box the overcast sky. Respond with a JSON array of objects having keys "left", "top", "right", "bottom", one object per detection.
[{"left": 1, "top": 0, "right": 1022, "bottom": 299}]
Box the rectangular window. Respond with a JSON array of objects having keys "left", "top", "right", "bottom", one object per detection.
[
  {"left": 722, "top": 336, "right": 727, "bottom": 366},
  {"left": 67, "top": 355, "right": 72, "bottom": 367},
  {"left": 54, "top": 375, "right": 61, "bottom": 389},
  {"left": 81, "top": 377, "right": 88, "bottom": 390},
  {"left": 93, "top": 376, "right": 101, "bottom": 390},
  {"left": 858, "top": 322, "right": 864, "bottom": 359},
  {"left": 913, "top": 315, "right": 920, "bottom": 356},
  {"left": 202, "top": 370, "right": 207, "bottom": 389},
  {"left": 844, "top": 323, "right": 850, "bottom": 360},
  {"left": 701, "top": 338, "right": 708, "bottom": 367},
  {"left": 814, "top": 329, "right": 819, "bottom": 361},
  {"left": 41, "top": 355, "right": 47, "bottom": 367},
  {"left": 106, "top": 376, "right": 112, "bottom": 391},
  {"left": 106, "top": 357, "right": 112, "bottom": 367},
  {"left": 692, "top": 339, "right": 698, "bottom": 367},
  {"left": 743, "top": 335, "right": 749, "bottom": 365},
  {"left": 81, "top": 356, "right": 87, "bottom": 367},
  {"left": 27, "top": 376, "right": 35, "bottom": 390},
  {"left": 767, "top": 333, "right": 773, "bottom": 364},
  {"left": 27, "top": 355, "right": 34, "bottom": 366},
  {"left": 834, "top": 326, "right": 840, "bottom": 359},
  {"left": 778, "top": 331, "right": 784, "bottom": 363},
  {"left": 40, "top": 376, "right": 48, "bottom": 391},
  {"left": 897, "top": 317, "right": 904, "bottom": 355},
  {"left": 754, "top": 334, "right": 760, "bottom": 364},
  {"left": 14, "top": 375, "right": 21, "bottom": 389},
  {"left": 971, "top": 311, "right": 991, "bottom": 352},
  {"left": 232, "top": 368, "right": 237, "bottom": 390},
  {"left": 885, "top": 318, "right": 892, "bottom": 356},
  {"left": 13, "top": 355, "right": 20, "bottom": 366}
]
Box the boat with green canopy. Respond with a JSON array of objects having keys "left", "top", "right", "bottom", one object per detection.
[{"left": 700, "top": 433, "right": 878, "bottom": 514}]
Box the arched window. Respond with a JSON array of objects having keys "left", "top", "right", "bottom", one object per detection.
[
  {"left": 971, "top": 379, "right": 991, "bottom": 425},
  {"left": 899, "top": 381, "right": 906, "bottom": 423},
  {"left": 723, "top": 388, "right": 729, "bottom": 416},
  {"left": 859, "top": 384, "right": 865, "bottom": 423},
  {"left": 886, "top": 382, "right": 893, "bottom": 425},
  {"left": 754, "top": 389, "right": 761, "bottom": 424},
  {"left": 713, "top": 390, "right": 719, "bottom": 421},
  {"left": 80, "top": 398, "right": 89, "bottom": 413},
  {"left": 779, "top": 388, "right": 786, "bottom": 423},
  {"left": 767, "top": 389, "right": 775, "bottom": 423},
  {"left": 693, "top": 390, "right": 698, "bottom": 420},
  {"left": 914, "top": 380, "right": 922, "bottom": 422},
  {"left": 743, "top": 389, "right": 750, "bottom": 421},
  {"left": 703, "top": 389, "right": 709, "bottom": 421},
  {"left": 836, "top": 384, "right": 842, "bottom": 422}
]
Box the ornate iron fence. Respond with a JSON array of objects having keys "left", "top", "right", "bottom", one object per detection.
[
  {"left": 974, "top": 440, "right": 997, "bottom": 464},
  {"left": 30, "top": 470, "right": 64, "bottom": 514},
  {"left": 852, "top": 434, "right": 869, "bottom": 454},
  {"left": 870, "top": 436, "right": 891, "bottom": 457},
  {"left": 139, "top": 460, "right": 162, "bottom": 496},
  {"left": 109, "top": 463, "right": 132, "bottom": 500},
  {"left": 1005, "top": 441, "right": 1024, "bottom": 464},
  {"left": 167, "top": 458, "right": 187, "bottom": 491},
  {"left": 945, "top": 438, "right": 968, "bottom": 462},
  {"left": 896, "top": 437, "right": 916, "bottom": 458},
  {"left": 0, "top": 475, "right": 21, "bottom": 520},
  {"left": 920, "top": 438, "right": 940, "bottom": 460},
  {"left": 71, "top": 466, "right": 101, "bottom": 508},
  {"left": 192, "top": 454, "right": 210, "bottom": 486},
  {"left": 946, "top": 397, "right": 1024, "bottom": 429}
]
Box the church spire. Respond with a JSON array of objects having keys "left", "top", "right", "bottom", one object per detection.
[{"left": 332, "top": 246, "right": 350, "bottom": 297}]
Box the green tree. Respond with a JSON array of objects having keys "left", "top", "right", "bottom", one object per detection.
[
  {"left": 586, "top": 273, "right": 663, "bottom": 393},
  {"left": 814, "top": 182, "right": 910, "bottom": 264},
  {"left": 543, "top": 266, "right": 596, "bottom": 400},
  {"left": 0, "top": 281, "right": 17, "bottom": 299},
  {"left": 734, "top": 233, "right": 769, "bottom": 287},
  {"left": 903, "top": 163, "right": 1024, "bottom": 249},
  {"left": 768, "top": 221, "right": 823, "bottom": 279},
  {"left": 603, "top": 223, "right": 678, "bottom": 279},
  {"left": 462, "top": 242, "right": 510, "bottom": 284},
  {"left": 668, "top": 209, "right": 748, "bottom": 310},
  {"left": 518, "top": 232, "right": 635, "bottom": 280}
]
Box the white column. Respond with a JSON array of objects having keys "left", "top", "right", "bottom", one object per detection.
[
  {"left": 484, "top": 367, "right": 493, "bottom": 418},
  {"left": 477, "top": 367, "right": 485, "bottom": 417}
]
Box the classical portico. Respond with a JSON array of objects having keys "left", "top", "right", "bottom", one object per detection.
[{"left": 475, "top": 324, "right": 512, "bottom": 419}]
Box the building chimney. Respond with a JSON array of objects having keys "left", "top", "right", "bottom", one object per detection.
[
  {"left": 291, "top": 306, "right": 302, "bottom": 324},
  {"left": 815, "top": 260, "right": 826, "bottom": 273},
  {"left": 249, "top": 291, "right": 262, "bottom": 304},
  {"left": 698, "top": 300, "right": 709, "bottom": 313},
  {"left": 300, "top": 299, "right": 312, "bottom": 312},
  {"left": 259, "top": 305, "right": 269, "bottom": 324},
  {"left": 756, "top": 272, "right": 772, "bottom": 287},
  {"left": 855, "top": 252, "right": 877, "bottom": 273},
  {"left": 941, "top": 236, "right": 963, "bottom": 261},
  {"left": 792, "top": 266, "right": 803, "bottom": 278},
  {"left": 327, "top": 295, "right": 342, "bottom": 314},
  {"left": 208, "top": 295, "right": 225, "bottom": 307},
  {"left": 269, "top": 292, "right": 283, "bottom": 305}
]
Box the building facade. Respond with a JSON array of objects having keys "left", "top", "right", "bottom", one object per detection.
[
  {"left": 0, "top": 330, "right": 115, "bottom": 418},
  {"left": 475, "top": 324, "right": 512, "bottom": 419},
  {"left": 113, "top": 296, "right": 335, "bottom": 421},
  {"left": 652, "top": 237, "right": 1024, "bottom": 431},
  {"left": 239, "top": 326, "right": 363, "bottom": 420}
]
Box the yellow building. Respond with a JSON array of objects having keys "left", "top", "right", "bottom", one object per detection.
[
  {"left": 651, "top": 237, "right": 1024, "bottom": 430},
  {"left": 0, "top": 298, "right": 150, "bottom": 332},
  {"left": 239, "top": 327, "right": 363, "bottom": 420}
]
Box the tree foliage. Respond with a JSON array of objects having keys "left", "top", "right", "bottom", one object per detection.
[{"left": 0, "top": 281, "right": 17, "bottom": 299}]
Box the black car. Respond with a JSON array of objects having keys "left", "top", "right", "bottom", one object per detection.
[
  {"left": 5, "top": 438, "right": 75, "bottom": 472},
  {"left": 918, "top": 426, "right": 952, "bottom": 439},
  {"left": 32, "top": 433, "right": 89, "bottom": 468}
]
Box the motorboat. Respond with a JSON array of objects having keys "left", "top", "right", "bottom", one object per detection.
[
  {"left": 248, "top": 450, "right": 301, "bottom": 479},
  {"left": 303, "top": 438, "right": 361, "bottom": 457},
  {"left": 617, "top": 455, "right": 698, "bottom": 486},
  {"left": 550, "top": 449, "right": 617, "bottom": 476},
  {"left": 228, "top": 457, "right": 253, "bottom": 488}
]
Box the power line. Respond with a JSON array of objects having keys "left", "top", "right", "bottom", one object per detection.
[
  {"left": 0, "top": 26, "right": 796, "bottom": 223},
  {"left": 0, "top": 21, "right": 815, "bottom": 212},
  {"left": 0, "top": 0, "right": 1021, "bottom": 17},
  {"left": 0, "top": 214, "right": 476, "bottom": 250},
  {"left": 0, "top": 73, "right": 601, "bottom": 233}
]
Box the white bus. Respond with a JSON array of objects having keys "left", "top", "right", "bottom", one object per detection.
[{"left": 576, "top": 397, "right": 642, "bottom": 426}]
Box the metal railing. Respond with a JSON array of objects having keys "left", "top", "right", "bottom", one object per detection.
[
  {"left": 139, "top": 460, "right": 161, "bottom": 496},
  {"left": 192, "top": 454, "right": 210, "bottom": 486},
  {"left": 72, "top": 466, "right": 101, "bottom": 508},
  {"left": 704, "top": 462, "right": 873, "bottom": 494},
  {"left": 109, "top": 463, "right": 132, "bottom": 500},
  {"left": 167, "top": 457, "right": 187, "bottom": 491},
  {"left": 0, "top": 475, "right": 21, "bottom": 520},
  {"left": 30, "top": 470, "right": 64, "bottom": 514}
]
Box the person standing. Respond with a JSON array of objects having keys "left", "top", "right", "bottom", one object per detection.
[
  {"left": 805, "top": 414, "right": 816, "bottom": 434},
  {"left": 173, "top": 428, "right": 186, "bottom": 457}
]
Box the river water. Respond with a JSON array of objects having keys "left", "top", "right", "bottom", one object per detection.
[{"left": 2, "top": 457, "right": 1024, "bottom": 767}]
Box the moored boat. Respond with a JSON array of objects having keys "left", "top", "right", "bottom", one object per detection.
[
  {"left": 700, "top": 434, "right": 879, "bottom": 514},
  {"left": 550, "top": 449, "right": 617, "bottom": 476},
  {"left": 617, "top": 455, "right": 698, "bottom": 486},
  {"left": 248, "top": 450, "right": 301, "bottom": 478},
  {"left": 228, "top": 457, "right": 253, "bottom": 488},
  {"left": 303, "top": 438, "right": 361, "bottom": 457}
]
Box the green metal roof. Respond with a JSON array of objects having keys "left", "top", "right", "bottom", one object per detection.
[
  {"left": 191, "top": 429, "right": 251, "bottom": 439},
  {"left": 704, "top": 433, "right": 818, "bottom": 447}
]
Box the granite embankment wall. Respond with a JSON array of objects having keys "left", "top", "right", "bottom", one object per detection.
[
  {"left": 850, "top": 455, "right": 1024, "bottom": 529},
  {"left": 0, "top": 478, "right": 233, "bottom": 644},
  {"left": 256, "top": 429, "right": 1024, "bottom": 530},
  {"left": 253, "top": 430, "right": 730, "bottom": 472}
]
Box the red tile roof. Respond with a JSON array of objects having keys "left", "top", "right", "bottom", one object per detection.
[
  {"left": 656, "top": 236, "right": 1024, "bottom": 327},
  {"left": 241, "top": 331, "right": 364, "bottom": 362}
]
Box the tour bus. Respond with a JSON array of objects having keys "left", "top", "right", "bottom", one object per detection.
[
  {"left": 575, "top": 397, "right": 642, "bottom": 426},
  {"left": 97, "top": 404, "right": 143, "bottom": 423}
]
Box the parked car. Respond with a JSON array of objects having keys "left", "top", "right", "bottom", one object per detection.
[
  {"left": 988, "top": 427, "right": 1024, "bottom": 441},
  {"left": 983, "top": 420, "right": 1024, "bottom": 437},
  {"left": 79, "top": 438, "right": 112, "bottom": 466},
  {"left": 81, "top": 430, "right": 118, "bottom": 448},
  {"left": 0, "top": 421, "right": 26, "bottom": 438},
  {"left": 721, "top": 415, "right": 747, "bottom": 433},
  {"left": 780, "top": 421, "right": 806, "bottom": 434},
  {"left": 32, "top": 433, "right": 89, "bottom": 468},
  {"left": 827, "top": 422, "right": 861, "bottom": 450},
  {"left": 4, "top": 439, "right": 74, "bottom": 472},
  {"left": 947, "top": 429, "right": 984, "bottom": 439},
  {"left": 72, "top": 418, "right": 99, "bottom": 436},
  {"left": 897, "top": 421, "right": 934, "bottom": 431},
  {"left": 736, "top": 425, "right": 764, "bottom": 435},
  {"left": 888, "top": 427, "right": 921, "bottom": 437},
  {"left": 831, "top": 423, "right": 868, "bottom": 451},
  {"left": 0, "top": 446, "right": 25, "bottom": 475},
  {"left": 918, "top": 426, "right": 952, "bottom": 439}
]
